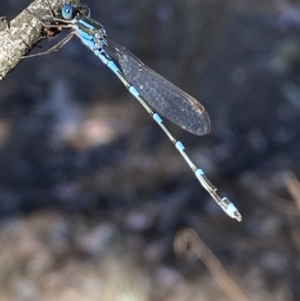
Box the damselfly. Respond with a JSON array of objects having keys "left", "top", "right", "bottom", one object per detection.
[{"left": 25, "top": 3, "right": 242, "bottom": 221}]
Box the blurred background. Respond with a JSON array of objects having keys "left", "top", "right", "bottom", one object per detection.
[{"left": 1, "top": 0, "right": 300, "bottom": 300}]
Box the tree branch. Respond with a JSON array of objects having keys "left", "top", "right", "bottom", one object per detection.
[{"left": 0, "top": 0, "right": 79, "bottom": 80}]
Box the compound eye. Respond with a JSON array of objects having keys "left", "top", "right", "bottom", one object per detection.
[{"left": 61, "top": 4, "right": 74, "bottom": 20}]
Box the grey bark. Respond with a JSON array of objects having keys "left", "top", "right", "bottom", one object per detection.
[{"left": 0, "top": 0, "right": 78, "bottom": 80}]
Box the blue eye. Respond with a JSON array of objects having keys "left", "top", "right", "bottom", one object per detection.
[{"left": 61, "top": 4, "right": 73, "bottom": 20}]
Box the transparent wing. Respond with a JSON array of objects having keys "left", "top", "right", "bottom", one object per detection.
[{"left": 105, "top": 39, "right": 211, "bottom": 136}]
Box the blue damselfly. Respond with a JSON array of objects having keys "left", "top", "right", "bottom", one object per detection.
[{"left": 24, "top": 3, "right": 242, "bottom": 221}]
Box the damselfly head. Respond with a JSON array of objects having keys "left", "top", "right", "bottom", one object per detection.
[{"left": 61, "top": 3, "right": 91, "bottom": 20}]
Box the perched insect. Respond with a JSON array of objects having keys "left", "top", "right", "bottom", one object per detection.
[{"left": 24, "top": 3, "right": 242, "bottom": 221}]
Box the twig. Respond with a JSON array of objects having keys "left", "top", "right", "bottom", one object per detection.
[
  {"left": 0, "top": 0, "right": 79, "bottom": 80},
  {"left": 265, "top": 171, "right": 300, "bottom": 216},
  {"left": 265, "top": 193, "right": 300, "bottom": 216},
  {"left": 174, "top": 228, "right": 251, "bottom": 301},
  {"left": 284, "top": 171, "right": 300, "bottom": 211}
]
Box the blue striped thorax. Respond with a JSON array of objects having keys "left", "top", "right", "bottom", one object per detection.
[{"left": 76, "top": 17, "right": 107, "bottom": 48}]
